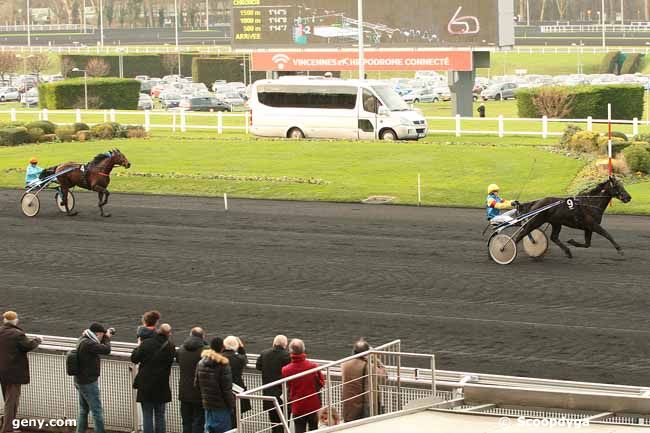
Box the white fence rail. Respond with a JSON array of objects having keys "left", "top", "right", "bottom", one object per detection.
[
  {"left": 541, "top": 23, "right": 650, "bottom": 33},
  {"left": 0, "top": 24, "right": 95, "bottom": 33},
  {"left": 1, "top": 109, "right": 648, "bottom": 139}
]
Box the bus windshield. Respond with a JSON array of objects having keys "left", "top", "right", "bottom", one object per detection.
[{"left": 371, "top": 85, "right": 410, "bottom": 111}]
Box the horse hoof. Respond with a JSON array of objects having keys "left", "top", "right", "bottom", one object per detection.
[
  {"left": 102, "top": 213, "right": 112, "bottom": 218},
  {"left": 67, "top": 211, "right": 78, "bottom": 217},
  {"left": 567, "top": 239, "right": 577, "bottom": 247},
  {"left": 617, "top": 249, "right": 625, "bottom": 257},
  {"left": 566, "top": 251, "right": 573, "bottom": 259}
]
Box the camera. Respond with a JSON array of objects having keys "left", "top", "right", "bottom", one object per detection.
[{"left": 107, "top": 327, "right": 116, "bottom": 336}]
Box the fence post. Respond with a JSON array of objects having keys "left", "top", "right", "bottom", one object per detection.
[
  {"left": 75, "top": 108, "right": 81, "bottom": 123},
  {"left": 455, "top": 114, "right": 461, "bottom": 137},
  {"left": 417, "top": 173, "right": 421, "bottom": 206},
  {"left": 109, "top": 109, "right": 116, "bottom": 122},
  {"left": 633, "top": 117, "right": 639, "bottom": 137},
  {"left": 498, "top": 115, "right": 504, "bottom": 138},
  {"left": 42, "top": 109, "right": 48, "bottom": 121},
  {"left": 587, "top": 116, "right": 593, "bottom": 132},
  {"left": 10, "top": 108, "right": 15, "bottom": 121},
  {"left": 542, "top": 115, "right": 548, "bottom": 139},
  {"left": 180, "top": 110, "right": 187, "bottom": 132},
  {"left": 217, "top": 111, "right": 223, "bottom": 134},
  {"left": 244, "top": 111, "right": 249, "bottom": 134},
  {"left": 144, "top": 110, "right": 150, "bottom": 132},
  {"left": 172, "top": 111, "right": 177, "bottom": 133},
  {"left": 103, "top": 110, "right": 108, "bottom": 122}
]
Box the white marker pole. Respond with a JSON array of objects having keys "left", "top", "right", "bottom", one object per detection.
[
  {"left": 608, "top": 103, "right": 613, "bottom": 175},
  {"left": 417, "top": 173, "right": 422, "bottom": 206},
  {"left": 224, "top": 193, "right": 228, "bottom": 211}
]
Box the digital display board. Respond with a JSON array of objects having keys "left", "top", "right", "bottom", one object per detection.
[{"left": 231, "top": 0, "right": 513, "bottom": 49}]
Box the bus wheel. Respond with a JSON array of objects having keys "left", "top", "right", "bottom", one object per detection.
[
  {"left": 380, "top": 129, "right": 397, "bottom": 141},
  {"left": 288, "top": 128, "right": 305, "bottom": 139}
]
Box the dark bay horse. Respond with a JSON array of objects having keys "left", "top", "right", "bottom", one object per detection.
[
  {"left": 54, "top": 149, "right": 131, "bottom": 217},
  {"left": 514, "top": 177, "right": 631, "bottom": 258}
]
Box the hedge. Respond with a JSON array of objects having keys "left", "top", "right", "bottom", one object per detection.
[
  {"left": 517, "top": 85, "right": 644, "bottom": 120},
  {"left": 39, "top": 78, "right": 140, "bottom": 109},
  {"left": 620, "top": 53, "right": 645, "bottom": 74},
  {"left": 62, "top": 53, "right": 201, "bottom": 79},
  {"left": 192, "top": 57, "right": 266, "bottom": 86}
]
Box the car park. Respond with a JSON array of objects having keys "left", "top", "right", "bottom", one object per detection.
[
  {"left": 481, "top": 82, "right": 518, "bottom": 101},
  {"left": 138, "top": 93, "right": 154, "bottom": 110},
  {"left": 159, "top": 92, "right": 182, "bottom": 109},
  {"left": 0, "top": 87, "right": 20, "bottom": 102},
  {"left": 179, "top": 96, "right": 230, "bottom": 112},
  {"left": 402, "top": 87, "right": 440, "bottom": 103},
  {"left": 21, "top": 87, "right": 38, "bottom": 107}
]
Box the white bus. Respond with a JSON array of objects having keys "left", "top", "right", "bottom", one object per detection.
[{"left": 248, "top": 78, "right": 428, "bottom": 140}]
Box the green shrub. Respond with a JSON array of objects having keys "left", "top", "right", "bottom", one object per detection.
[
  {"left": 623, "top": 144, "right": 650, "bottom": 173},
  {"left": 634, "top": 133, "right": 650, "bottom": 143},
  {"left": 620, "top": 53, "right": 644, "bottom": 74},
  {"left": 62, "top": 54, "right": 164, "bottom": 78},
  {"left": 0, "top": 121, "right": 26, "bottom": 128},
  {"left": 126, "top": 125, "right": 147, "bottom": 138},
  {"left": 517, "top": 85, "right": 644, "bottom": 120},
  {"left": 192, "top": 56, "right": 265, "bottom": 86},
  {"left": 55, "top": 126, "right": 76, "bottom": 142},
  {"left": 600, "top": 51, "right": 621, "bottom": 73},
  {"left": 0, "top": 127, "right": 30, "bottom": 146},
  {"left": 72, "top": 122, "right": 90, "bottom": 132},
  {"left": 25, "top": 120, "right": 56, "bottom": 134},
  {"left": 599, "top": 139, "right": 632, "bottom": 156},
  {"left": 569, "top": 131, "right": 600, "bottom": 153},
  {"left": 90, "top": 123, "right": 114, "bottom": 139},
  {"left": 27, "top": 127, "right": 44, "bottom": 143},
  {"left": 560, "top": 124, "right": 582, "bottom": 147},
  {"left": 611, "top": 131, "right": 628, "bottom": 141},
  {"left": 39, "top": 78, "right": 140, "bottom": 110}
]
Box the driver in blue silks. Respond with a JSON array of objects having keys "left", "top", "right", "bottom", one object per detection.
[{"left": 25, "top": 157, "right": 43, "bottom": 186}]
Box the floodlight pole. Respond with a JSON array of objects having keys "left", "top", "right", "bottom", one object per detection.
[
  {"left": 205, "top": 0, "right": 209, "bottom": 32},
  {"left": 601, "top": 0, "right": 606, "bottom": 48},
  {"left": 26, "top": 0, "right": 31, "bottom": 47},
  {"left": 99, "top": 0, "right": 104, "bottom": 46},
  {"left": 175, "top": 0, "right": 181, "bottom": 76},
  {"left": 357, "top": 0, "right": 364, "bottom": 80}
]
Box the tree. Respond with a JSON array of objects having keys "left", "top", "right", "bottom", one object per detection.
[
  {"left": 0, "top": 52, "right": 19, "bottom": 83},
  {"left": 61, "top": 57, "right": 77, "bottom": 77},
  {"left": 160, "top": 53, "right": 179, "bottom": 75},
  {"left": 86, "top": 57, "right": 111, "bottom": 76},
  {"left": 26, "top": 54, "right": 52, "bottom": 81},
  {"left": 532, "top": 88, "right": 575, "bottom": 118}
]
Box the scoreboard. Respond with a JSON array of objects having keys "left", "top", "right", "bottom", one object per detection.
[{"left": 231, "top": 0, "right": 514, "bottom": 49}]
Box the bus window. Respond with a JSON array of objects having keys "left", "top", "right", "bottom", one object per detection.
[
  {"left": 362, "top": 89, "right": 379, "bottom": 113},
  {"left": 257, "top": 85, "right": 356, "bottom": 109}
]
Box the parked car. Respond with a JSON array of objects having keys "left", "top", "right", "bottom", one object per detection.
[
  {"left": 179, "top": 96, "right": 230, "bottom": 112},
  {"left": 21, "top": 87, "right": 38, "bottom": 107},
  {"left": 216, "top": 92, "right": 245, "bottom": 107},
  {"left": 159, "top": 92, "right": 182, "bottom": 109},
  {"left": 212, "top": 80, "right": 227, "bottom": 91},
  {"left": 138, "top": 93, "right": 154, "bottom": 110},
  {"left": 481, "top": 83, "right": 518, "bottom": 101},
  {"left": 135, "top": 75, "right": 150, "bottom": 81},
  {"left": 402, "top": 87, "right": 440, "bottom": 103},
  {"left": 0, "top": 87, "right": 20, "bottom": 102},
  {"left": 432, "top": 86, "right": 452, "bottom": 101}
]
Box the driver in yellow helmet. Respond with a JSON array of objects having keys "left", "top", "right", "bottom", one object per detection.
[{"left": 486, "top": 184, "right": 519, "bottom": 221}]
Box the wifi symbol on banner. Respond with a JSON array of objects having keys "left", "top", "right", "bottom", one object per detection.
[{"left": 272, "top": 54, "right": 290, "bottom": 70}]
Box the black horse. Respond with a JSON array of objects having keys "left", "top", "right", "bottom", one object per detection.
[{"left": 514, "top": 177, "right": 632, "bottom": 258}]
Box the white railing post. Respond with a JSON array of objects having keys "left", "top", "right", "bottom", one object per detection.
[
  {"left": 180, "top": 110, "right": 187, "bottom": 133},
  {"left": 75, "top": 109, "right": 81, "bottom": 123},
  {"left": 42, "top": 109, "right": 48, "bottom": 121},
  {"left": 103, "top": 110, "right": 108, "bottom": 122},
  {"left": 455, "top": 114, "right": 461, "bottom": 137},
  {"left": 217, "top": 111, "right": 223, "bottom": 134},
  {"left": 109, "top": 109, "right": 116, "bottom": 122},
  {"left": 498, "top": 115, "right": 504, "bottom": 138},
  {"left": 244, "top": 111, "right": 249, "bottom": 134},
  {"left": 633, "top": 117, "right": 639, "bottom": 137},
  {"left": 10, "top": 108, "right": 16, "bottom": 121},
  {"left": 587, "top": 116, "right": 593, "bottom": 132},
  {"left": 144, "top": 110, "right": 150, "bottom": 132},
  {"left": 542, "top": 115, "right": 548, "bottom": 139}
]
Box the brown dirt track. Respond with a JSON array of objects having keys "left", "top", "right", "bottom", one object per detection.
[{"left": 1, "top": 190, "right": 650, "bottom": 386}]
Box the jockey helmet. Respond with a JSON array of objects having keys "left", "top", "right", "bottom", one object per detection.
[
  {"left": 29, "top": 157, "right": 38, "bottom": 164},
  {"left": 487, "top": 184, "right": 500, "bottom": 194}
]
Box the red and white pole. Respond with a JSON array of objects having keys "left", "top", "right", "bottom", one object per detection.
[{"left": 607, "top": 103, "right": 613, "bottom": 176}]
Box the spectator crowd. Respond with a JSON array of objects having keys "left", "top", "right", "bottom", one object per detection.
[{"left": 0, "top": 310, "right": 386, "bottom": 433}]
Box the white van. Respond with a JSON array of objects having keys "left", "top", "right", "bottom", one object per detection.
[{"left": 249, "top": 78, "right": 427, "bottom": 140}]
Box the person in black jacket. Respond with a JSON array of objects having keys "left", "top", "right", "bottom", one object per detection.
[
  {"left": 75, "top": 323, "right": 112, "bottom": 433},
  {"left": 255, "top": 335, "right": 290, "bottom": 433},
  {"left": 176, "top": 327, "right": 208, "bottom": 433},
  {"left": 195, "top": 337, "right": 234, "bottom": 433},
  {"left": 0, "top": 311, "right": 41, "bottom": 433},
  {"left": 221, "top": 336, "right": 251, "bottom": 427},
  {"left": 131, "top": 323, "right": 176, "bottom": 433}
]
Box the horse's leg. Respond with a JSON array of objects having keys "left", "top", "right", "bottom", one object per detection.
[
  {"left": 592, "top": 223, "right": 624, "bottom": 256},
  {"left": 93, "top": 186, "right": 111, "bottom": 217},
  {"left": 550, "top": 223, "right": 572, "bottom": 258},
  {"left": 59, "top": 184, "right": 77, "bottom": 216},
  {"left": 568, "top": 230, "right": 593, "bottom": 248}
]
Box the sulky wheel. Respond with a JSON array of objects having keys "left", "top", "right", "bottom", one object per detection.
[
  {"left": 21, "top": 193, "right": 40, "bottom": 217},
  {"left": 523, "top": 229, "right": 549, "bottom": 258},
  {"left": 488, "top": 233, "right": 518, "bottom": 265},
  {"left": 55, "top": 191, "right": 75, "bottom": 213}
]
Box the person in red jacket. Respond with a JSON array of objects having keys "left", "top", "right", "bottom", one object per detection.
[{"left": 281, "top": 339, "right": 324, "bottom": 433}]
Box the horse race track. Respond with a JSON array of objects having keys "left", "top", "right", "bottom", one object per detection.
[{"left": 2, "top": 190, "right": 650, "bottom": 386}]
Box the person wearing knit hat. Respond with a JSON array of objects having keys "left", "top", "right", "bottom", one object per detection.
[
  {"left": 0, "top": 311, "right": 41, "bottom": 433},
  {"left": 210, "top": 337, "right": 223, "bottom": 353},
  {"left": 74, "top": 323, "right": 112, "bottom": 433}
]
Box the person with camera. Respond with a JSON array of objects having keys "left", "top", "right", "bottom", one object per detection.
[
  {"left": 75, "top": 323, "right": 113, "bottom": 433},
  {"left": 0, "top": 311, "right": 42, "bottom": 433},
  {"left": 131, "top": 323, "right": 176, "bottom": 433}
]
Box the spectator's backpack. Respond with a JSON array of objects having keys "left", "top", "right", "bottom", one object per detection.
[{"left": 66, "top": 343, "right": 81, "bottom": 376}]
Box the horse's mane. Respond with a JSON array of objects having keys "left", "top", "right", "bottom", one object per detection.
[
  {"left": 578, "top": 178, "right": 611, "bottom": 196},
  {"left": 88, "top": 152, "right": 111, "bottom": 166}
]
